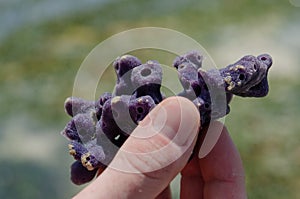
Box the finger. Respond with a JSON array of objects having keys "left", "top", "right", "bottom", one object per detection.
[
  {"left": 180, "top": 122, "right": 246, "bottom": 199},
  {"left": 96, "top": 167, "right": 105, "bottom": 177},
  {"left": 180, "top": 153, "right": 204, "bottom": 199},
  {"left": 155, "top": 185, "right": 172, "bottom": 199},
  {"left": 73, "top": 96, "right": 200, "bottom": 199},
  {"left": 180, "top": 128, "right": 204, "bottom": 199},
  {"left": 199, "top": 122, "right": 246, "bottom": 199}
]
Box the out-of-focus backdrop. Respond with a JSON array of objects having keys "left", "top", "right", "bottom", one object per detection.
[{"left": 1, "top": 0, "right": 299, "bottom": 198}]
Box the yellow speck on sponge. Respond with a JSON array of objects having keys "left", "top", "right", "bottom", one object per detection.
[
  {"left": 81, "top": 153, "right": 94, "bottom": 171},
  {"left": 68, "top": 144, "right": 76, "bottom": 156},
  {"left": 227, "top": 82, "right": 235, "bottom": 91},
  {"left": 234, "top": 65, "right": 245, "bottom": 71},
  {"left": 137, "top": 98, "right": 143, "bottom": 103},
  {"left": 224, "top": 76, "right": 232, "bottom": 84},
  {"left": 111, "top": 96, "right": 121, "bottom": 104},
  {"left": 120, "top": 55, "right": 130, "bottom": 60}
]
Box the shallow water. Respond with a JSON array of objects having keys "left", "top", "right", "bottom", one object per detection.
[{"left": 0, "top": 0, "right": 113, "bottom": 42}]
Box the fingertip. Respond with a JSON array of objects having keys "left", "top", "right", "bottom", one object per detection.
[
  {"left": 198, "top": 121, "right": 224, "bottom": 158},
  {"left": 155, "top": 96, "right": 201, "bottom": 146},
  {"left": 96, "top": 167, "right": 105, "bottom": 177},
  {"left": 111, "top": 96, "right": 201, "bottom": 174},
  {"left": 162, "top": 96, "right": 201, "bottom": 122}
]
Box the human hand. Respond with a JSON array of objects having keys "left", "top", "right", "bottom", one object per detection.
[{"left": 73, "top": 96, "right": 246, "bottom": 199}]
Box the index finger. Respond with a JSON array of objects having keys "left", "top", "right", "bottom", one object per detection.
[
  {"left": 180, "top": 122, "right": 247, "bottom": 199},
  {"left": 198, "top": 122, "right": 246, "bottom": 198}
]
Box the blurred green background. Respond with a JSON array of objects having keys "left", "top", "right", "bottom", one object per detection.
[{"left": 1, "top": 0, "right": 299, "bottom": 198}]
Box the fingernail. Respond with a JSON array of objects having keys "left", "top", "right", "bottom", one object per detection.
[{"left": 152, "top": 97, "right": 200, "bottom": 146}]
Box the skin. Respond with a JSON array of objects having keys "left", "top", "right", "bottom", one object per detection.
[{"left": 73, "top": 96, "right": 246, "bottom": 199}]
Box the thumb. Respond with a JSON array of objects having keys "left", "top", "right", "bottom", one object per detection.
[
  {"left": 74, "top": 96, "right": 200, "bottom": 199},
  {"left": 115, "top": 96, "right": 200, "bottom": 174}
]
